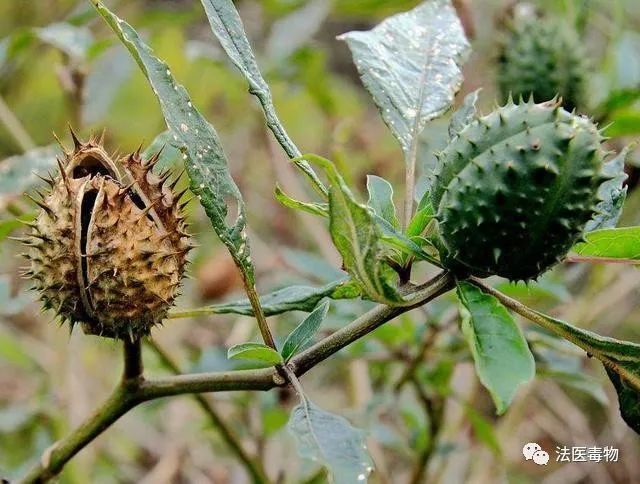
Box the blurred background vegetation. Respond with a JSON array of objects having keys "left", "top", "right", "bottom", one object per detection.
[{"left": 1, "top": 0, "right": 640, "bottom": 482}]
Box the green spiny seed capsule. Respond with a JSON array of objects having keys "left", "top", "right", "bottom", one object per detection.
[
  {"left": 431, "top": 99, "right": 609, "bottom": 281},
  {"left": 22, "top": 130, "right": 192, "bottom": 340},
  {"left": 497, "top": 15, "right": 588, "bottom": 111}
]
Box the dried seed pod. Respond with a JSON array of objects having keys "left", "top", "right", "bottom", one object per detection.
[
  {"left": 23, "top": 130, "right": 191, "bottom": 340},
  {"left": 432, "top": 99, "right": 610, "bottom": 281}
]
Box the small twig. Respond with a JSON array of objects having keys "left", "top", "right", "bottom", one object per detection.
[
  {"left": 241, "top": 274, "right": 277, "bottom": 350},
  {"left": 409, "top": 378, "right": 444, "bottom": 484},
  {"left": 20, "top": 273, "right": 454, "bottom": 483},
  {"left": 0, "top": 93, "right": 35, "bottom": 151},
  {"left": 146, "top": 339, "right": 269, "bottom": 484}
]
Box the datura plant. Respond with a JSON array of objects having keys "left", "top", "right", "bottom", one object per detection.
[
  {"left": 12, "top": 1, "right": 640, "bottom": 483},
  {"left": 23, "top": 131, "right": 191, "bottom": 340}
]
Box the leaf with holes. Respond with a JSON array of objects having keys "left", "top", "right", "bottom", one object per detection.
[
  {"left": 339, "top": 0, "right": 470, "bottom": 156},
  {"left": 288, "top": 399, "right": 373, "bottom": 484},
  {"left": 93, "top": 1, "right": 255, "bottom": 279}
]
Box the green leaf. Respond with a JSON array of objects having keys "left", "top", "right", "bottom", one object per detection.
[
  {"left": 605, "top": 109, "right": 640, "bottom": 137},
  {"left": 606, "top": 367, "right": 640, "bottom": 433},
  {"left": 82, "top": 46, "right": 134, "bottom": 125},
  {"left": 198, "top": 0, "right": 325, "bottom": 193},
  {"left": 265, "top": 0, "right": 330, "bottom": 62},
  {"left": 0, "top": 145, "right": 60, "bottom": 204},
  {"left": 141, "top": 131, "right": 182, "bottom": 172},
  {"left": 572, "top": 227, "right": 640, "bottom": 263},
  {"left": 585, "top": 147, "right": 630, "bottom": 232},
  {"left": 448, "top": 89, "right": 480, "bottom": 138},
  {"left": 0, "top": 217, "right": 30, "bottom": 244},
  {"left": 281, "top": 301, "right": 329, "bottom": 362},
  {"left": 595, "top": 88, "right": 640, "bottom": 118},
  {"left": 374, "top": 214, "right": 437, "bottom": 263},
  {"left": 406, "top": 193, "right": 435, "bottom": 238},
  {"left": 463, "top": 405, "right": 501, "bottom": 456},
  {"left": 456, "top": 281, "right": 535, "bottom": 414},
  {"left": 275, "top": 185, "right": 328, "bottom": 218},
  {"left": 171, "top": 279, "right": 361, "bottom": 318},
  {"left": 93, "top": 1, "right": 255, "bottom": 279},
  {"left": 227, "top": 342, "right": 283, "bottom": 365},
  {"left": 35, "top": 22, "right": 93, "bottom": 60},
  {"left": 338, "top": 0, "right": 470, "bottom": 155},
  {"left": 288, "top": 399, "right": 373, "bottom": 484},
  {"left": 303, "top": 154, "right": 404, "bottom": 305},
  {"left": 366, "top": 175, "right": 399, "bottom": 229}
]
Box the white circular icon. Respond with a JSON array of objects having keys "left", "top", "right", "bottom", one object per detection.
[
  {"left": 523, "top": 442, "right": 542, "bottom": 460},
  {"left": 533, "top": 450, "right": 550, "bottom": 465}
]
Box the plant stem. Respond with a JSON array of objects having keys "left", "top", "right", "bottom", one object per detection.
[
  {"left": 19, "top": 272, "right": 454, "bottom": 483},
  {"left": 409, "top": 379, "right": 444, "bottom": 484},
  {"left": 0, "top": 93, "right": 35, "bottom": 152},
  {"left": 241, "top": 275, "right": 277, "bottom": 350},
  {"left": 290, "top": 271, "right": 454, "bottom": 376},
  {"left": 146, "top": 339, "right": 269, "bottom": 484},
  {"left": 123, "top": 338, "right": 143, "bottom": 381}
]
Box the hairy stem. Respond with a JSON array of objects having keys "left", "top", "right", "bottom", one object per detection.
[
  {"left": 146, "top": 339, "right": 269, "bottom": 484},
  {"left": 20, "top": 272, "right": 454, "bottom": 483}
]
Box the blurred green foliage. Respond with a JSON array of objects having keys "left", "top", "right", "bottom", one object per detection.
[{"left": 2, "top": 0, "right": 640, "bottom": 483}]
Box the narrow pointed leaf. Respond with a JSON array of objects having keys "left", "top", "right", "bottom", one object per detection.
[
  {"left": 281, "top": 301, "right": 329, "bottom": 361},
  {"left": 275, "top": 185, "right": 328, "bottom": 218},
  {"left": 93, "top": 1, "right": 254, "bottom": 278},
  {"left": 170, "top": 279, "right": 360, "bottom": 318},
  {"left": 228, "top": 342, "right": 283, "bottom": 365},
  {"left": 339, "top": 0, "right": 470, "bottom": 155},
  {"left": 288, "top": 399, "right": 373, "bottom": 484},
  {"left": 457, "top": 282, "right": 535, "bottom": 414}
]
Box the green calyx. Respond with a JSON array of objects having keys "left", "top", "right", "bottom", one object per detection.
[
  {"left": 497, "top": 16, "right": 588, "bottom": 111},
  {"left": 432, "top": 98, "right": 609, "bottom": 281}
]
